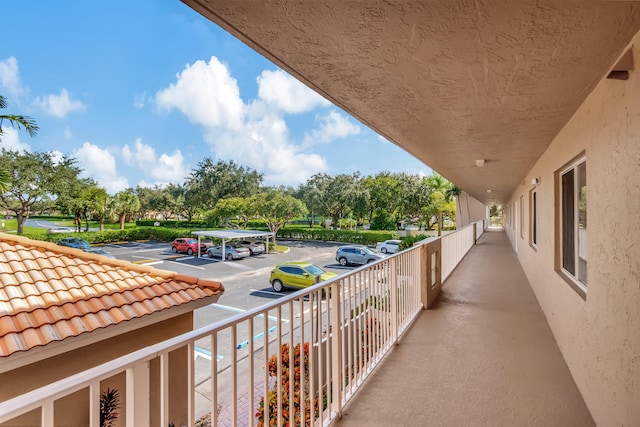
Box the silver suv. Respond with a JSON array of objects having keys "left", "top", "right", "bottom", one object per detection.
[{"left": 335, "top": 245, "right": 385, "bottom": 266}]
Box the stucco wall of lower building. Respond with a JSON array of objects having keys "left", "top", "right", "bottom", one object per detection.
[
  {"left": 504, "top": 39, "right": 640, "bottom": 426},
  {"left": 0, "top": 313, "right": 193, "bottom": 427}
]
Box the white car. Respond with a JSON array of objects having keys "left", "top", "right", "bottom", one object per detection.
[
  {"left": 236, "top": 239, "right": 265, "bottom": 255},
  {"left": 47, "top": 226, "right": 74, "bottom": 234},
  {"left": 376, "top": 239, "right": 401, "bottom": 254},
  {"left": 207, "top": 244, "right": 251, "bottom": 261}
]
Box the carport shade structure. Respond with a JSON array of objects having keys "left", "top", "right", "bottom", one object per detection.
[{"left": 191, "top": 229, "right": 275, "bottom": 261}]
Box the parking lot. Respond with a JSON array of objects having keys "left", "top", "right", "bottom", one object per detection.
[{"left": 98, "top": 238, "right": 353, "bottom": 325}]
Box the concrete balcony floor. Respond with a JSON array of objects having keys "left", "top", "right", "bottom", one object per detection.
[{"left": 334, "top": 229, "right": 594, "bottom": 427}]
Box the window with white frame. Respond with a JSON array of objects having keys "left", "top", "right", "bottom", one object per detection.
[
  {"left": 520, "top": 195, "right": 525, "bottom": 239},
  {"left": 529, "top": 188, "right": 537, "bottom": 249},
  {"left": 556, "top": 156, "right": 587, "bottom": 296}
]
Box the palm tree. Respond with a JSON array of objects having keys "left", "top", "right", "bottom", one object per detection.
[
  {"left": 0, "top": 95, "right": 39, "bottom": 138},
  {"left": 0, "top": 95, "right": 39, "bottom": 192},
  {"left": 111, "top": 190, "right": 141, "bottom": 230}
]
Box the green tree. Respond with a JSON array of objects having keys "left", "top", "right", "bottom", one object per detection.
[
  {"left": 0, "top": 150, "right": 73, "bottom": 235},
  {"left": 424, "top": 173, "right": 455, "bottom": 236},
  {"left": 305, "top": 173, "right": 361, "bottom": 226},
  {"left": 362, "top": 172, "right": 401, "bottom": 225},
  {"left": 213, "top": 197, "right": 253, "bottom": 228},
  {"left": 295, "top": 182, "right": 323, "bottom": 227},
  {"left": 110, "top": 189, "right": 141, "bottom": 230},
  {"left": 395, "top": 173, "right": 430, "bottom": 227},
  {"left": 52, "top": 157, "right": 94, "bottom": 231},
  {"left": 79, "top": 185, "right": 109, "bottom": 231},
  {"left": 85, "top": 186, "right": 109, "bottom": 231},
  {"left": 0, "top": 95, "right": 39, "bottom": 192},
  {"left": 186, "top": 159, "right": 263, "bottom": 210},
  {"left": 254, "top": 191, "right": 308, "bottom": 243}
]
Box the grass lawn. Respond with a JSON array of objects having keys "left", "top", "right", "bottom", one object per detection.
[{"left": 1, "top": 215, "right": 136, "bottom": 235}]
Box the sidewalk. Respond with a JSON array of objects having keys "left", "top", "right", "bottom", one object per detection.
[{"left": 333, "top": 229, "right": 594, "bottom": 426}]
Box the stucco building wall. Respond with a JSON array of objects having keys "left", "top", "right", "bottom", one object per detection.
[
  {"left": 504, "top": 39, "right": 640, "bottom": 425},
  {"left": 0, "top": 313, "right": 193, "bottom": 427}
]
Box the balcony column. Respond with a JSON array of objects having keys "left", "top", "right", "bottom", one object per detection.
[{"left": 422, "top": 240, "right": 442, "bottom": 308}]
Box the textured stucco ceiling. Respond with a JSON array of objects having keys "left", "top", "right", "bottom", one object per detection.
[{"left": 182, "top": 0, "right": 640, "bottom": 204}]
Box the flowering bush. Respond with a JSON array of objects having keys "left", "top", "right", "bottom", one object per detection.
[{"left": 256, "top": 342, "right": 327, "bottom": 426}]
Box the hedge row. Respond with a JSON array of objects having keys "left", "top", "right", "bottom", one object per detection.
[
  {"left": 24, "top": 225, "right": 398, "bottom": 247},
  {"left": 276, "top": 227, "right": 398, "bottom": 245},
  {"left": 136, "top": 220, "right": 210, "bottom": 228},
  {"left": 25, "top": 227, "right": 196, "bottom": 245}
]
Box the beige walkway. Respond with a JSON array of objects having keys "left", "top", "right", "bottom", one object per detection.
[{"left": 334, "top": 229, "right": 594, "bottom": 427}]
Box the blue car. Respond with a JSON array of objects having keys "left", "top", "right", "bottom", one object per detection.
[{"left": 57, "top": 237, "right": 91, "bottom": 250}]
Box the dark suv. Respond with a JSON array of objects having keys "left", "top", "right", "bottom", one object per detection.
[{"left": 335, "top": 245, "right": 384, "bottom": 266}]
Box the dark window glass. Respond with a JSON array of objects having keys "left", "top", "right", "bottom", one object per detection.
[
  {"left": 562, "top": 169, "right": 575, "bottom": 275},
  {"left": 532, "top": 191, "right": 537, "bottom": 245}
]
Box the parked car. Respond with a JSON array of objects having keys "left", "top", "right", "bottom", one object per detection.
[
  {"left": 335, "top": 245, "right": 385, "bottom": 266},
  {"left": 84, "top": 248, "right": 115, "bottom": 259},
  {"left": 57, "top": 237, "right": 91, "bottom": 250},
  {"left": 171, "top": 238, "right": 208, "bottom": 256},
  {"left": 47, "top": 226, "right": 74, "bottom": 234},
  {"left": 376, "top": 239, "right": 401, "bottom": 254},
  {"left": 207, "top": 244, "right": 251, "bottom": 261},
  {"left": 236, "top": 239, "right": 265, "bottom": 255},
  {"left": 269, "top": 261, "right": 337, "bottom": 292}
]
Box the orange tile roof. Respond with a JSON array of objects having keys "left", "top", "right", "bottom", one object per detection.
[{"left": 0, "top": 234, "right": 224, "bottom": 357}]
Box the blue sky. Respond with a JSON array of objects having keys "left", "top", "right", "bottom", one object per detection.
[{"left": 1, "top": 0, "right": 431, "bottom": 194}]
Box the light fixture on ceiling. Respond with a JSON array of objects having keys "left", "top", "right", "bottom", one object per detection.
[
  {"left": 486, "top": 189, "right": 492, "bottom": 193},
  {"left": 475, "top": 159, "right": 485, "bottom": 167}
]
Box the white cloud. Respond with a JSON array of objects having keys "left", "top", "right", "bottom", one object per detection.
[
  {"left": 72, "top": 142, "right": 128, "bottom": 194},
  {"left": 0, "top": 57, "right": 24, "bottom": 98},
  {"left": 156, "top": 57, "right": 329, "bottom": 186},
  {"left": 121, "top": 138, "right": 186, "bottom": 185},
  {"left": 301, "top": 110, "right": 361, "bottom": 147},
  {"left": 0, "top": 127, "right": 31, "bottom": 152},
  {"left": 204, "top": 113, "right": 327, "bottom": 185},
  {"left": 33, "top": 88, "right": 86, "bottom": 118},
  {"left": 257, "top": 69, "right": 329, "bottom": 114},
  {"left": 63, "top": 126, "right": 72, "bottom": 141},
  {"left": 155, "top": 56, "right": 245, "bottom": 130}
]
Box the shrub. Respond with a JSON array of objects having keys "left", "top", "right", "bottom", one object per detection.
[
  {"left": 398, "top": 234, "right": 435, "bottom": 250},
  {"left": 100, "top": 388, "right": 120, "bottom": 427},
  {"left": 256, "top": 343, "right": 327, "bottom": 427},
  {"left": 276, "top": 227, "right": 397, "bottom": 245},
  {"left": 24, "top": 227, "right": 196, "bottom": 245}
]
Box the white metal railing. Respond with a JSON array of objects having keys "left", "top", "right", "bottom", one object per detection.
[
  {"left": 0, "top": 225, "right": 481, "bottom": 427},
  {"left": 440, "top": 220, "right": 485, "bottom": 282}
]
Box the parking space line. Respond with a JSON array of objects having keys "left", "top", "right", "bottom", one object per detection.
[
  {"left": 236, "top": 326, "right": 277, "bottom": 349},
  {"left": 209, "top": 303, "right": 288, "bottom": 323},
  {"left": 136, "top": 260, "right": 164, "bottom": 266},
  {"left": 166, "top": 254, "right": 188, "bottom": 260},
  {"left": 167, "top": 260, "right": 205, "bottom": 270},
  {"left": 194, "top": 346, "right": 223, "bottom": 361}
]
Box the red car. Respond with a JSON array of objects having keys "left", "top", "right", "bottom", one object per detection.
[{"left": 171, "top": 238, "right": 208, "bottom": 256}]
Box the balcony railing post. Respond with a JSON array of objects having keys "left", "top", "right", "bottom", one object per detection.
[
  {"left": 419, "top": 242, "right": 428, "bottom": 309},
  {"left": 390, "top": 257, "right": 399, "bottom": 345},
  {"left": 126, "top": 362, "right": 150, "bottom": 427},
  {"left": 41, "top": 401, "right": 53, "bottom": 427},
  {"left": 330, "top": 280, "right": 343, "bottom": 418},
  {"left": 89, "top": 381, "right": 99, "bottom": 427}
]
